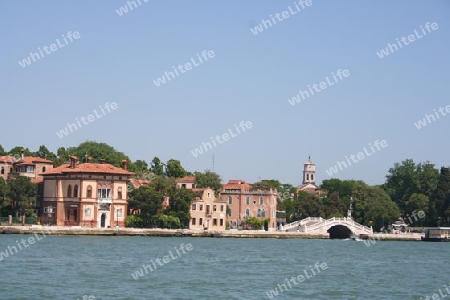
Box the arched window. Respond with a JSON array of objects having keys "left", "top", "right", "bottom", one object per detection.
[
  {"left": 246, "top": 197, "right": 250, "bottom": 205},
  {"left": 42, "top": 167, "right": 46, "bottom": 172},
  {"left": 67, "top": 185, "right": 72, "bottom": 198},
  {"left": 228, "top": 209, "right": 231, "bottom": 217},
  {"left": 307, "top": 174, "right": 310, "bottom": 180},
  {"left": 87, "top": 185, "right": 92, "bottom": 198},
  {"left": 245, "top": 209, "right": 250, "bottom": 218},
  {"left": 311, "top": 174, "right": 314, "bottom": 181},
  {"left": 0, "top": 167, "right": 4, "bottom": 175},
  {"left": 228, "top": 196, "right": 232, "bottom": 205},
  {"left": 74, "top": 185, "right": 78, "bottom": 197},
  {"left": 262, "top": 209, "right": 266, "bottom": 217},
  {"left": 260, "top": 197, "right": 263, "bottom": 205},
  {"left": 257, "top": 209, "right": 262, "bottom": 217},
  {"left": 118, "top": 187, "right": 123, "bottom": 199}
]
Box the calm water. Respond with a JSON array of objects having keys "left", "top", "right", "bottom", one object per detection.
[{"left": 0, "top": 234, "right": 449, "bottom": 299}]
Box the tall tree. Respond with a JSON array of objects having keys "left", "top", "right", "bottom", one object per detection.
[
  {"left": 0, "top": 144, "right": 6, "bottom": 156},
  {"left": 325, "top": 191, "right": 346, "bottom": 218},
  {"left": 195, "top": 170, "right": 222, "bottom": 192},
  {"left": 165, "top": 159, "right": 187, "bottom": 178},
  {"left": 66, "top": 141, "right": 130, "bottom": 167},
  {"left": 429, "top": 167, "right": 450, "bottom": 226},
  {"left": 8, "top": 176, "right": 37, "bottom": 217},
  {"left": 36, "top": 145, "right": 56, "bottom": 161},
  {"left": 128, "top": 186, "right": 163, "bottom": 216},
  {"left": 150, "top": 157, "right": 165, "bottom": 176}
]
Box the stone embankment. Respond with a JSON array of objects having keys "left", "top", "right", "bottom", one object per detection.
[{"left": 0, "top": 226, "right": 423, "bottom": 241}]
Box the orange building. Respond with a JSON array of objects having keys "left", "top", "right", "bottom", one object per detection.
[
  {"left": 40, "top": 156, "right": 133, "bottom": 227},
  {"left": 189, "top": 187, "right": 226, "bottom": 230}
]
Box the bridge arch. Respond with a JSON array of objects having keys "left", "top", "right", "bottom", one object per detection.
[{"left": 327, "top": 225, "right": 353, "bottom": 239}]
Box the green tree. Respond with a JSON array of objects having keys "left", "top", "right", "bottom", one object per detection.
[
  {"left": 8, "top": 147, "right": 34, "bottom": 157},
  {"left": 36, "top": 145, "right": 56, "bottom": 161},
  {"left": 194, "top": 170, "right": 222, "bottom": 192},
  {"left": 66, "top": 141, "right": 131, "bottom": 167},
  {"left": 0, "top": 144, "right": 6, "bottom": 156},
  {"left": 165, "top": 159, "right": 187, "bottom": 178},
  {"left": 325, "top": 191, "right": 346, "bottom": 218},
  {"left": 150, "top": 157, "right": 165, "bottom": 176},
  {"left": 8, "top": 176, "right": 37, "bottom": 217},
  {"left": 128, "top": 186, "right": 163, "bottom": 216},
  {"left": 383, "top": 159, "right": 439, "bottom": 213},
  {"left": 300, "top": 194, "right": 323, "bottom": 218},
  {"left": 429, "top": 167, "right": 450, "bottom": 226},
  {"left": 164, "top": 188, "right": 194, "bottom": 228}
]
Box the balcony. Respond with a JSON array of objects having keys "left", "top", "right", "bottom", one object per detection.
[{"left": 98, "top": 197, "right": 113, "bottom": 204}]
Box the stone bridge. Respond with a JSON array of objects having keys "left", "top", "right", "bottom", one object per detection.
[{"left": 281, "top": 217, "right": 373, "bottom": 238}]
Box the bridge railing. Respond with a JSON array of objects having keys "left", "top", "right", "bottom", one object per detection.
[
  {"left": 281, "top": 217, "right": 324, "bottom": 231},
  {"left": 302, "top": 217, "right": 373, "bottom": 234}
]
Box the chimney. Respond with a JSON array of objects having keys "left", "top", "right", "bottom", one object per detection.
[
  {"left": 100, "top": 158, "right": 106, "bottom": 164},
  {"left": 87, "top": 157, "right": 93, "bottom": 163},
  {"left": 121, "top": 160, "right": 128, "bottom": 170},
  {"left": 70, "top": 156, "right": 78, "bottom": 168},
  {"left": 21, "top": 149, "right": 25, "bottom": 161}
]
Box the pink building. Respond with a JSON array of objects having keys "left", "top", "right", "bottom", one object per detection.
[{"left": 220, "top": 180, "right": 278, "bottom": 231}]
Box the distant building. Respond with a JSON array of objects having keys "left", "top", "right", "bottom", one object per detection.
[
  {"left": 176, "top": 176, "right": 196, "bottom": 189},
  {"left": 0, "top": 151, "right": 54, "bottom": 183},
  {"left": 189, "top": 187, "right": 226, "bottom": 230},
  {"left": 40, "top": 156, "right": 134, "bottom": 227},
  {"left": 297, "top": 156, "right": 320, "bottom": 195},
  {"left": 220, "top": 180, "right": 278, "bottom": 231}
]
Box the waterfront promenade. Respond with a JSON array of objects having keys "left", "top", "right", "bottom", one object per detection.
[{"left": 0, "top": 225, "right": 423, "bottom": 241}]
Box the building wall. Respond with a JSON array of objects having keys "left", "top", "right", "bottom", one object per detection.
[
  {"left": 221, "top": 190, "right": 278, "bottom": 231},
  {"left": 189, "top": 188, "right": 226, "bottom": 230},
  {"left": 41, "top": 174, "right": 130, "bottom": 227}
]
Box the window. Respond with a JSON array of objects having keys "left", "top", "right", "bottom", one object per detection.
[
  {"left": 97, "top": 188, "right": 111, "bottom": 199},
  {"left": 260, "top": 197, "right": 263, "bottom": 205},
  {"left": 0, "top": 167, "right": 4, "bottom": 175},
  {"left": 192, "top": 204, "right": 196, "bottom": 211},
  {"left": 27, "top": 166, "right": 34, "bottom": 173},
  {"left": 220, "top": 205, "right": 224, "bottom": 212},
  {"left": 199, "top": 218, "right": 203, "bottom": 226},
  {"left": 42, "top": 167, "right": 46, "bottom": 172},
  {"left": 199, "top": 204, "right": 203, "bottom": 211},
  {"left": 262, "top": 209, "right": 266, "bottom": 217},
  {"left": 117, "top": 187, "right": 123, "bottom": 200},
  {"left": 213, "top": 205, "right": 217, "bottom": 212},
  {"left": 206, "top": 205, "right": 211, "bottom": 214},
  {"left": 228, "top": 209, "right": 231, "bottom": 217},
  {"left": 311, "top": 175, "right": 314, "bottom": 181},
  {"left": 220, "top": 219, "right": 224, "bottom": 226},
  {"left": 272, "top": 210, "right": 276, "bottom": 218},
  {"left": 228, "top": 196, "right": 232, "bottom": 205},
  {"left": 116, "top": 208, "right": 123, "bottom": 217},
  {"left": 192, "top": 218, "right": 196, "bottom": 225},
  {"left": 257, "top": 209, "right": 262, "bottom": 217},
  {"left": 87, "top": 185, "right": 92, "bottom": 198},
  {"left": 74, "top": 185, "right": 78, "bottom": 197},
  {"left": 307, "top": 174, "right": 310, "bottom": 180},
  {"left": 245, "top": 209, "right": 250, "bottom": 218},
  {"left": 253, "top": 200, "right": 256, "bottom": 205},
  {"left": 207, "top": 192, "right": 211, "bottom": 198},
  {"left": 213, "top": 219, "right": 217, "bottom": 226},
  {"left": 9, "top": 168, "right": 12, "bottom": 173},
  {"left": 84, "top": 207, "right": 92, "bottom": 217},
  {"left": 246, "top": 197, "right": 250, "bottom": 205},
  {"left": 67, "top": 185, "right": 72, "bottom": 198},
  {"left": 182, "top": 184, "right": 186, "bottom": 188}
]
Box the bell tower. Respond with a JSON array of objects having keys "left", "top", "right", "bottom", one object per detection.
[{"left": 302, "top": 156, "right": 316, "bottom": 184}]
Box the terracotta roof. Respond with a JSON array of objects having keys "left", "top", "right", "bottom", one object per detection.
[
  {"left": 31, "top": 178, "right": 43, "bottom": 184},
  {"left": 17, "top": 157, "right": 54, "bottom": 165},
  {"left": 129, "top": 178, "right": 151, "bottom": 188},
  {"left": 41, "top": 163, "right": 134, "bottom": 176},
  {"left": 0, "top": 156, "right": 53, "bottom": 165},
  {"left": 176, "top": 176, "right": 196, "bottom": 182},
  {"left": 223, "top": 180, "right": 251, "bottom": 191}
]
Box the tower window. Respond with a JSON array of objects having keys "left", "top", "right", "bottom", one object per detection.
[{"left": 311, "top": 175, "right": 314, "bottom": 181}]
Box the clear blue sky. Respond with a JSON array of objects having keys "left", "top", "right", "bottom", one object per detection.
[{"left": 0, "top": 1, "right": 449, "bottom": 186}]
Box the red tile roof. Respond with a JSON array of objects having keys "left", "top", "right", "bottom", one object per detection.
[
  {"left": 41, "top": 163, "right": 134, "bottom": 176},
  {"left": 129, "top": 178, "right": 151, "bottom": 188},
  {"left": 176, "top": 176, "right": 196, "bottom": 182},
  {"left": 31, "top": 178, "right": 43, "bottom": 184},
  {"left": 222, "top": 180, "right": 251, "bottom": 191},
  {"left": 0, "top": 156, "right": 53, "bottom": 165}
]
